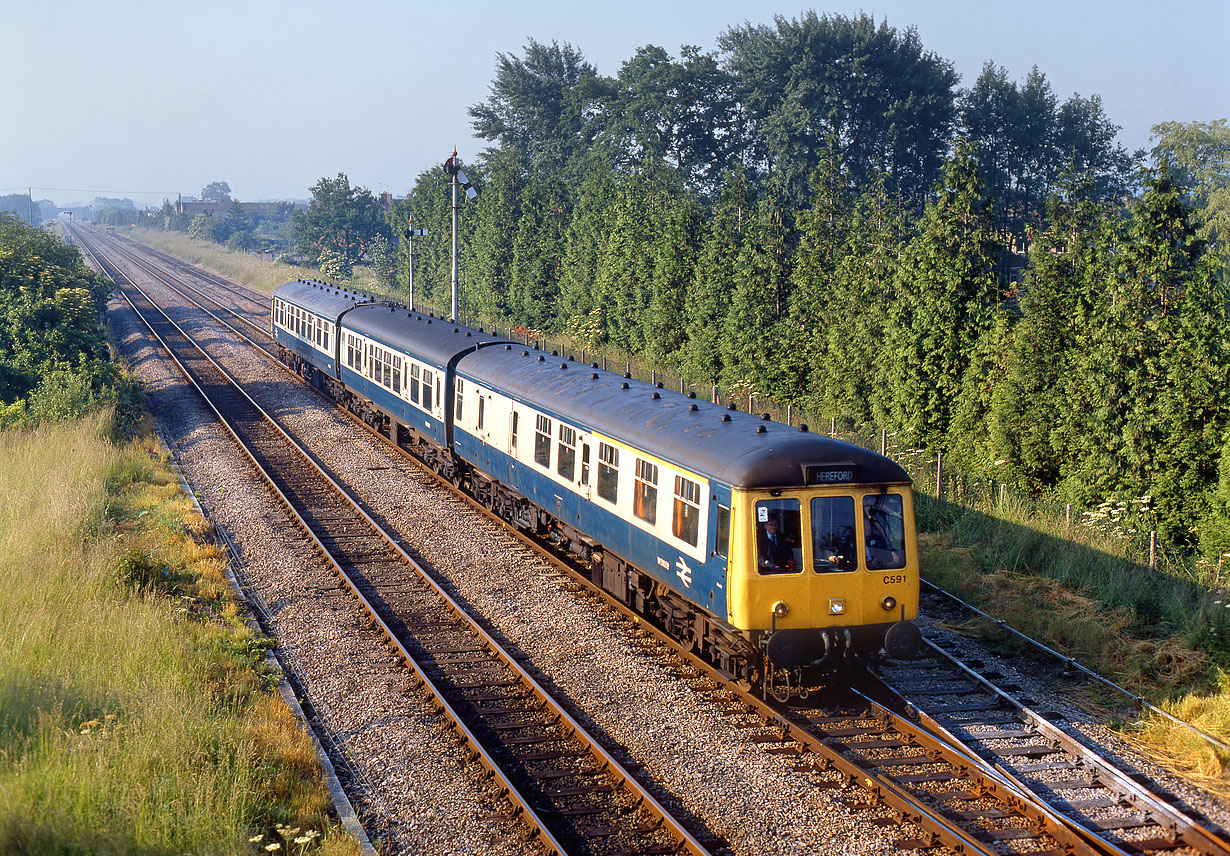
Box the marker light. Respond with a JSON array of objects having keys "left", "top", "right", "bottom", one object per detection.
[{"left": 829, "top": 598, "right": 845, "bottom": 615}]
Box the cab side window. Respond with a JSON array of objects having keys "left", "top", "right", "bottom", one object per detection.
[{"left": 756, "top": 499, "right": 801, "bottom": 575}]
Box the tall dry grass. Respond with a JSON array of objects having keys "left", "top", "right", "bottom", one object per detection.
[
  {"left": 0, "top": 414, "right": 358, "bottom": 854},
  {"left": 121, "top": 228, "right": 378, "bottom": 296}
]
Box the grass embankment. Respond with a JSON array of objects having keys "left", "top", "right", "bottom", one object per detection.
[
  {"left": 120, "top": 228, "right": 378, "bottom": 297},
  {"left": 916, "top": 492, "right": 1230, "bottom": 792},
  {"left": 0, "top": 413, "right": 359, "bottom": 854}
]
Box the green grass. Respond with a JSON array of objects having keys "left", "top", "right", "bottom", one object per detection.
[
  {"left": 912, "top": 489, "right": 1230, "bottom": 791},
  {"left": 0, "top": 413, "right": 360, "bottom": 854}
]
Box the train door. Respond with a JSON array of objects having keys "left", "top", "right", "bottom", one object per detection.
[{"left": 578, "top": 437, "right": 592, "bottom": 500}]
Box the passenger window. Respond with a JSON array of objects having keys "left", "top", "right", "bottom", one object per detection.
[
  {"left": 864, "top": 493, "right": 907, "bottom": 570},
  {"left": 557, "top": 425, "right": 576, "bottom": 480},
  {"left": 455, "top": 378, "right": 464, "bottom": 421},
  {"left": 477, "top": 395, "right": 485, "bottom": 431},
  {"left": 811, "top": 496, "right": 857, "bottom": 573},
  {"left": 410, "top": 365, "right": 420, "bottom": 404},
  {"left": 597, "top": 443, "right": 618, "bottom": 503},
  {"left": 423, "top": 370, "right": 433, "bottom": 410},
  {"left": 715, "top": 505, "right": 730, "bottom": 559},
  {"left": 393, "top": 356, "right": 401, "bottom": 393},
  {"left": 510, "top": 410, "right": 519, "bottom": 452},
  {"left": 672, "top": 475, "right": 700, "bottom": 546},
  {"left": 580, "top": 444, "right": 590, "bottom": 486},
  {"left": 633, "top": 459, "right": 658, "bottom": 524},
  {"left": 756, "top": 499, "right": 802, "bottom": 575},
  {"left": 534, "top": 415, "right": 552, "bottom": 467}
]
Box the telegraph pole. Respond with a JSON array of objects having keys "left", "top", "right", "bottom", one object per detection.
[
  {"left": 403, "top": 214, "right": 427, "bottom": 311},
  {"left": 442, "top": 149, "right": 477, "bottom": 323}
]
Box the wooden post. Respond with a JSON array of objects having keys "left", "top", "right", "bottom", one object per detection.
[
  {"left": 786, "top": 404, "right": 793, "bottom": 426},
  {"left": 712, "top": 385, "right": 719, "bottom": 404},
  {"left": 936, "top": 451, "right": 943, "bottom": 500},
  {"left": 1149, "top": 531, "right": 1157, "bottom": 570},
  {"left": 652, "top": 369, "right": 657, "bottom": 385},
  {"left": 999, "top": 483, "right": 1006, "bottom": 505},
  {"left": 1066, "top": 504, "right": 1072, "bottom": 526}
]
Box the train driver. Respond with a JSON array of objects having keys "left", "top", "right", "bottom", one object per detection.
[{"left": 757, "top": 515, "right": 796, "bottom": 573}]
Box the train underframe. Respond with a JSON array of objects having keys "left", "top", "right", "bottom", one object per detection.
[{"left": 281, "top": 349, "right": 892, "bottom": 695}]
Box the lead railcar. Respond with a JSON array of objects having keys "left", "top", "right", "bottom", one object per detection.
[{"left": 272, "top": 280, "right": 921, "bottom": 697}]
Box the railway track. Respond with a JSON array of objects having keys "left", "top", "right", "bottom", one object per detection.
[
  {"left": 867, "top": 642, "right": 1230, "bottom": 855},
  {"left": 79, "top": 229, "right": 716, "bottom": 856},
  {"left": 81, "top": 227, "right": 1230, "bottom": 856}
]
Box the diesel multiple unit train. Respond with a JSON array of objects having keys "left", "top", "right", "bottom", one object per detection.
[{"left": 272, "top": 278, "right": 921, "bottom": 696}]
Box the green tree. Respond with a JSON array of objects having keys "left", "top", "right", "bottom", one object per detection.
[
  {"left": 0, "top": 214, "right": 113, "bottom": 405},
  {"left": 594, "top": 44, "right": 739, "bottom": 192},
  {"left": 1061, "top": 167, "right": 1226, "bottom": 543},
  {"left": 683, "top": 169, "right": 752, "bottom": 383},
  {"left": 991, "top": 171, "right": 1108, "bottom": 492},
  {"left": 887, "top": 141, "right": 1000, "bottom": 448},
  {"left": 719, "top": 12, "right": 958, "bottom": 205},
  {"left": 291, "top": 173, "right": 389, "bottom": 271},
  {"left": 200, "top": 181, "right": 232, "bottom": 202},
  {"left": 719, "top": 197, "right": 795, "bottom": 398},
  {"left": 507, "top": 169, "right": 571, "bottom": 329},
  {"left": 556, "top": 164, "right": 618, "bottom": 332},
  {"left": 188, "top": 213, "right": 228, "bottom": 243},
  {"left": 469, "top": 39, "right": 598, "bottom": 176},
  {"left": 1151, "top": 119, "right": 1230, "bottom": 280}
]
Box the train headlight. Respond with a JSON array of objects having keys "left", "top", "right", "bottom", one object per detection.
[
  {"left": 828, "top": 598, "right": 845, "bottom": 615},
  {"left": 881, "top": 595, "right": 897, "bottom": 611},
  {"left": 772, "top": 601, "right": 789, "bottom": 618}
]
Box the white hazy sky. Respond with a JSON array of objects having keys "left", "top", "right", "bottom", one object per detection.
[{"left": 4, "top": 0, "right": 1227, "bottom": 208}]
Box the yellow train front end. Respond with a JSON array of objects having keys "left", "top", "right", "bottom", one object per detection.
[{"left": 726, "top": 477, "right": 922, "bottom": 694}]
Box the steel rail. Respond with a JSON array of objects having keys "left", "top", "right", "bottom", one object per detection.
[
  {"left": 919, "top": 579, "right": 1230, "bottom": 756},
  {"left": 869, "top": 640, "right": 1230, "bottom": 856},
  {"left": 83, "top": 230, "right": 714, "bottom": 856}
]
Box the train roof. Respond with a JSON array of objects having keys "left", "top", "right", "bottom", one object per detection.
[
  {"left": 457, "top": 346, "right": 910, "bottom": 490},
  {"left": 343, "top": 305, "right": 508, "bottom": 367},
  {"left": 274, "top": 279, "right": 373, "bottom": 320}
]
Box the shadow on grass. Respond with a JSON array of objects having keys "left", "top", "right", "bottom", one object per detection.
[{"left": 915, "top": 493, "right": 1230, "bottom": 698}]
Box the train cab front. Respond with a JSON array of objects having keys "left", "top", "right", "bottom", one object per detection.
[{"left": 728, "top": 481, "right": 923, "bottom": 700}]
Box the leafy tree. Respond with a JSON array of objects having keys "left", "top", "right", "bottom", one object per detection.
[
  {"left": 188, "top": 213, "right": 228, "bottom": 243},
  {"left": 719, "top": 12, "right": 958, "bottom": 205},
  {"left": 292, "top": 173, "right": 389, "bottom": 272},
  {"left": 556, "top": 163, "right": 618, "bottom": 331},
  {"left": 792, "top": 160, "right": 907, "bottom": 423},
  {"left": 0, "top": 214, "right": 112, "bottom": 405},
  {"left": 594, "top": 44, "right": 739, "bottom": 192},
  {"left": 991, "top": 171, "right": 1108, "bottom": 492},
  {"left": 682, "top": 168, "right": 752, "bottom": 383},
  {"left": 887, "top": 141, "right": 1000, "bottom": 449},
  {"left": 201, "top": 181, "right": 232, "bottom": 202},
  {"left": 1151, "top": 119, "right": 1230, "bottom": 280},
  {"left": 469, "top": 39, "right": 598, "bottom": 175},
  {"left": 719, "top": 197, "right": 795, "bottom": 398},
  {"left": 507, "top": 169, "right": 571, "bottom": 329},
  {"left": 1060, "top": 167, "right": 1226, "bottom": 543}
]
